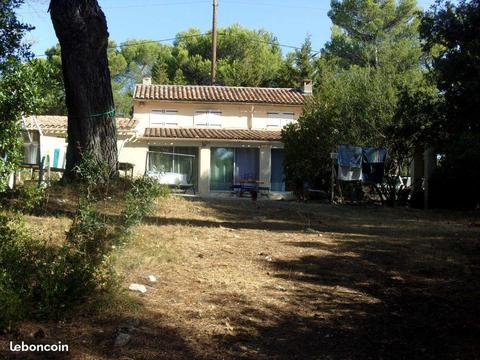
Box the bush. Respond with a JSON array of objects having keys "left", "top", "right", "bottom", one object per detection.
[
  {"left": 0, "top": 212, "right": 110, "bottom": 323},
  {"left": 12, "top": 183, "right": 47, "bottom": 214},
  {"left": 0, "top": 274, "right": 23, "bottom": 332},
  {"left": 118, "top": 177, "right": 164, "bottom": 240},
  {"left": 0, "top": 159, "right": 164, "bottom": 331}
]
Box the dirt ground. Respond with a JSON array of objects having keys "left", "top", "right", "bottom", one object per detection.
[{"left": 1, "top": 196, "right": 480, "bottom": 360}]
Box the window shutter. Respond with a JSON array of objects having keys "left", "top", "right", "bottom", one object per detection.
[
  {"left": 150, "top": 110, "right": 165, "bottom": 125},
  {"left": 194, "top": 110, "right": 222, "bottom": 127},
  {"left": 164, "top": 110, "right": 178, "bottom": 126},
  {"left": 194, "top": 111, "right": 209, "bottom": 127},
  {"left": 267, "top": 112, "right": 281, "bottom": 127},
  {"left": 150, "top": 110, "right": 178, "bottom": 127},
  {"left": 208, "top": 111, "right": 222, "bottom": 127},
  {"left": 281, "top": 112, "right": 295, "bottom": 127}
]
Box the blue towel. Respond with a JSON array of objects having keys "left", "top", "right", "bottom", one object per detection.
[
  {"left": 362, "top": 147, "right": 387, "bottom": 184},
  {"left": 338, "top": 145, "right": 363, "bottom": 168},
  {"left": 362, "top": 147, "right": 387, "bottom": 163}
]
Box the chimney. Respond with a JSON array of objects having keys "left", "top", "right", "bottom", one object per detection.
[
  {"left": 303, "top": 79, "right": 313, "bottom": 95},
  {"left": 142, "top": 77, "right": 152, "bottom": 86}
]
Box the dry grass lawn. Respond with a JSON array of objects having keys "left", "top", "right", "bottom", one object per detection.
[{"left": 1, "top": 195, "right": 480, "bottom": 360}]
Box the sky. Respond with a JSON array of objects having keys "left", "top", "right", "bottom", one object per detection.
[{"left": 18, "top": 0, "right": 436, "bottom": 57}]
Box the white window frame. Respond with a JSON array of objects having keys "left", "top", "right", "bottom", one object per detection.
[
  {"left": 150, "top": 109, "right": 178, "bottom": 127},
  {"left": 194, "top": 110, "right": 222, "bottom": 128}
]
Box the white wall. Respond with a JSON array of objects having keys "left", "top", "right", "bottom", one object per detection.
[
  {"left": 40, "top": 136, "right": 67, "bottom": 168},
  {"left": 133, "top": 101, "right": 303, "bottom": 131}
]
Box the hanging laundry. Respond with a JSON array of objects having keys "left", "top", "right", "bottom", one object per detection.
[
  {"left": 363, "top": 147, "right": 387, "bottom": 163},
  {"left": 362, "top": 147, "right": 388, "bottom": 184},
  {"left": 337, "top": 145, "right": 363, "bottom": 181},
  {"left": 338, "top": 166, "right": 363, "bottom": 181}
]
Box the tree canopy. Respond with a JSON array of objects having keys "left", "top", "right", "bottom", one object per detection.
[
  {"left": 283, "top": 0, "right": 428, "bottom": 202},
  {"left": 34, "top": 25, "right": 316, "bottom": 117},
  {"left": 0, "top": 0, "right": 32, "bottom": 71},
  {"left": 0, "top": 0, "right": 42, "bottom": 192},
  {"left": 419, "top": 0, "right": 480, "bottom": 208}
]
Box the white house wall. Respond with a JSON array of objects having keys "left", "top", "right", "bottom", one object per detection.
[
  {"left": 133, "top": 101, "right": 302, "bottom": 130},
  {"left": 40, "top": 136, "right": 67, "bottom": 168}
]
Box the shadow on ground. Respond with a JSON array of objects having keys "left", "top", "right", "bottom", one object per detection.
[
  {"left": 194, "top": 200, "right": 480, "bottom": 360},
  {"left": 1, "top": 311, "right": 207, "bottom": 360}
]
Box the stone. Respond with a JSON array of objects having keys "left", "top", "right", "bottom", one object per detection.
[
  {"left": 128, "top": 283, "right": 147, "bottom": 294},
  {"left": 114, "top": 333, "right": 131, "bottom": 347},
  {"left": 147, "top": 275, "right": 157, "bottom": 283}
]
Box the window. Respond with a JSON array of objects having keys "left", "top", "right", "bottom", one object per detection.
[
  {"left": 271, "top": 148, "right": 285, "bottom": 192},
  {"left": 267, "top": 112, "right": 295, "bottom": 128},
  {"left": 194, "top": 110, "right": 222, "bottom": 128},
  {"left": 150, "top": 109, "right": 178, "bottom": 127},
  {"left": 147, "top": 146, "right": 198, "bottom": 188}
]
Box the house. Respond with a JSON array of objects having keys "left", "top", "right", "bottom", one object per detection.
[
  {"left": 22, "top": 115, "right": 138, "bottom": 171},
  {"left": 120, "top": 79, "right": 309, "bottom": 195},
  {"left": 22, "top": 80, "right": 310, "bottom": 195}
]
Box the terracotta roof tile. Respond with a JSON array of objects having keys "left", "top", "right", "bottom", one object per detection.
[
  {"left": 24, "top": 116, "right": 138, "bottom": 132},
  {"left": 134, "top": 84, "right": 305, "bottom": 105},
  {"left": 143, "top": 127, "right": 282, "bottom": 142}
]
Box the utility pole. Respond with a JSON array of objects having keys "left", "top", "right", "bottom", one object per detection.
[{"left": 211, "top": 0, "right": 218, "bottom": 85}]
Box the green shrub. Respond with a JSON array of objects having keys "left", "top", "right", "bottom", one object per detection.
[
  {"left": 0, "top": 273, "right": 23, "bottom": 332},
  {"left": 0, "top": 159, "right": 164, "bottom": 331},
  {"left": 118, "top": 177, "right": 163, "bottom": 237},
  {"left": 13, "top": 183, "right": 47, "bottom": 214},
  {"left": 0, "top": 212, "right": 116, "bottom": 328},
  {"left": 72, "top": 152, "right": 110, "bottom": 200}
]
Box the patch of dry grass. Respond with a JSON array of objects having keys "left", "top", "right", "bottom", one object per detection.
[{"left": 2, "top": 195, "right": 480, "bottom": 360}]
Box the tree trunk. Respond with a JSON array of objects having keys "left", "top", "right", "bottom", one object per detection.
[{"left": 49, "top": 0, "right": 118, "bottom": 180}]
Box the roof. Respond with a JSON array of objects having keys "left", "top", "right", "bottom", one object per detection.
[
  {"left": 24, "top": 116, "right": 138, "bottom": 133},
  {"left": 143, "top": 128, "right": 282, "bottom": 142},
  {"left": 134, "top": 84, "right": 305, "bottom": 106}
]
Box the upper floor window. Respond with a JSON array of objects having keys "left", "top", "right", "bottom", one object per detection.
[
  {"left": 150, "top": 109, "right": 178, "bottom": 127},
  {"left": 194, "top": 110, "right": 222, "bottom": 128},
  {"left": 267, "top": 112, "right": 295, "bottom": 128}
]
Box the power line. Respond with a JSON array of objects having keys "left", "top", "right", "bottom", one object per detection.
[{"left": 32, "top": 32, "right": 322, "bottom": 58}]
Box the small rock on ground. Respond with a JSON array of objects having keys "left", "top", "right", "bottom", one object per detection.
[
  {"left": 128, "top": 283, "right": 147, "bottom": 294},
  {"left": 147, "top": 275, "right": 157, "bottom": 283},
  {"left": 114, "top": 333, "right": 131, "bottom": 347}
]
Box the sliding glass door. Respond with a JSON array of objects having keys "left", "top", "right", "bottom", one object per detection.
[
  {"left": 210, "top": 147, "right": 260, "bottom": 191},
  {"left": 148, "top": 146, "right": 198, "bottom": 188},
  {"left": 210, "top": 148, "right": 234, "bottom": 191},
  {"left": 234, "top": 148, "right": 259, "bottom": 183}
]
